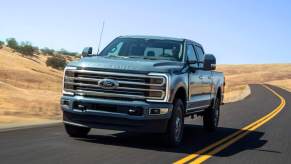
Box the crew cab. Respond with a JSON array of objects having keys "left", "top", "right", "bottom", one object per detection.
[{"left": 61, "top": 35, "right": 224, "bottom": 146}]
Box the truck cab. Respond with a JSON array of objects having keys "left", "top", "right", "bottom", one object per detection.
[{"left": 61, "top": 35, "right": 224, "bottom": 146}]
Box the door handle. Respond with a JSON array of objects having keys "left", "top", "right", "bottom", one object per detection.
[{"left": 199, "top": 75, "right": 203, "bottom": 79}]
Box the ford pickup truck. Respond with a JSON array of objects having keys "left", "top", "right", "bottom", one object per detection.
[{"left": 61, "top": 35, "right": 225, "bottom": 146}]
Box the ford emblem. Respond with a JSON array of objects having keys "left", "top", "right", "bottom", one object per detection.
[{"left": 98, "top": 79, "right": 119, "bottom": 89}]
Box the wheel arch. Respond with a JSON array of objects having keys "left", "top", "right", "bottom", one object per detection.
[{"left": 171, "top": 86, "right": 187, "bottom": 115}]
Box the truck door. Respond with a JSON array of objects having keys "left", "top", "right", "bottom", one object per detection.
[
  {"left": 194, "top": 45, "right": 212, "bottom": 105},
  {"left": 186, "top": 44, "right": 208, "bottom": 113}
]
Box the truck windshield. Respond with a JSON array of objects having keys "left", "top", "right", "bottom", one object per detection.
[{"left": 99, "top": 38, "right": 184, "bottom": 61}]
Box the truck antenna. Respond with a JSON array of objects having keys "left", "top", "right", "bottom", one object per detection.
[{"left": 97, "top": 21, "right": 105, "bottom": 55}]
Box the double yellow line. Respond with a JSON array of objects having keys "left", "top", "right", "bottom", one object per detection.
[{"left": 174, "top": 85, "right": 286, "bottom": 164}]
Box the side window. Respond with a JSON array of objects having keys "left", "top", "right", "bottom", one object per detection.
[
  {"left": 186, "top": 44, "right": 199, "bottom": 67},
  {"left": 194, "top": 45, "right": 204, "bottom": 62}
]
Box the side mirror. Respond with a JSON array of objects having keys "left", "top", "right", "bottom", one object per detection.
[
  {"left": 204, "top": 54, "right": 216, "bottom": 70},
  {"left": 81, "top": 47, "right": 93, "bottom": 58}
]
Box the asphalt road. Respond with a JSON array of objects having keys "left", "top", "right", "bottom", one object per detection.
[{"left": 0, "top": 84, "right": 290, "bottom": 164}]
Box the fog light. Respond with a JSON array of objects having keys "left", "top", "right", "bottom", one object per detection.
[
  {"left": 61, "top": 99, "right": 71, "bottom": 109},
  {"left": 149, "top": 108, "right": 168, "bottom": 115},
  {"left": 160, "top": 108, "right": 169, "bottom": 114}
]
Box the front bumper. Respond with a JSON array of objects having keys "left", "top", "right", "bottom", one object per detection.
[{"left": 61, "top": 96, "right": 173, "bottom": 133}]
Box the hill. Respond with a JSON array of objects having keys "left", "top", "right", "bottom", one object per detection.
[
  {"left": 217, "top": 64, "right": 291, "bottom": 102},
  {"left": 0, "top": 46, "right": 69, "bottom": 121}
]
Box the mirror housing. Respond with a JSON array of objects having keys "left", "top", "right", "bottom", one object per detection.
[
  {"left": 81, "top": 47, "right": 93, "bottom": 58},
  {"left": 204, "top": 54, "right": 216, "bottom": 70}
]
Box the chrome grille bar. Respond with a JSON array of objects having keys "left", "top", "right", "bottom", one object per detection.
[
  {"left": 70, "top": 69, "right": 165, "bottom": 85},
  {"left": 64, "top": 82, "right": 165, "bottom": 93},
  {"left": 65, "top": 89, "right": 163, "bottom": 100},
  {"left": 64, "top": 76, "right": 164, "bottom": 87}
]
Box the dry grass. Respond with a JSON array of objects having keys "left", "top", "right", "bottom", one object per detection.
[
  {"left": 217, "top": 64, "right": 291, "bottom": 103},
  {"left": 0, "top": 47, "right": 63, "bottom": 120},
  {"left": 267, "top": 79, "right": 291, "bottom": 92},
  {"left": 223, "top": 85, "right": 251, "bottom": 103},
  {"left": 0, "top": 46, "right": 290, "bottom": 124}
]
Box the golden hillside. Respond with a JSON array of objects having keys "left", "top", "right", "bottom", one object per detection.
[
  {"left": 0, "top": 46, "right": 290, "bottom": 121},
  {"left": 217, "top": 64, "right": 291, "bottom": 102},
  {"left": 0, "top": 47, "right": 63, "bottom": 119}
]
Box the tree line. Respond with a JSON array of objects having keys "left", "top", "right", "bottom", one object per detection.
[{"left": 0, "top": 38, "right": 79, "bottom": 69}]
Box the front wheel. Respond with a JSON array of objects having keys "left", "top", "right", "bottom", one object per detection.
[
  {"left": 203, "top": 96, "right": 220, "bottom": 131},
  {"left": 64, "top": 124, "right": 91, "bottom": 138},
  {"left": 164, "top": 99, "right": 184, "bottom": 147}
]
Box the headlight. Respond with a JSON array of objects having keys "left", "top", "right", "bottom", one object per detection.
[
  {"left": 147, "top": 73, "right": 170, "bottom": 102},
  {"left": 62, "top": 66, "right": 77, "bottom": 96}
]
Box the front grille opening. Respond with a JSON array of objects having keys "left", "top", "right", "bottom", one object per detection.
[
  {"left": 73, "top": 102, "right": 144, "bottom": 116},
  {"left": 64, "top": 70, "right": 167, "bottom": 101}
]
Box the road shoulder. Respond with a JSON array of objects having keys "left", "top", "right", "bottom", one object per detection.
[{"left": 0, "top": 115, "right": 61, "bottom": 132}]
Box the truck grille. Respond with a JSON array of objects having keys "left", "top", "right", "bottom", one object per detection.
[{"left": 63, "top": 68, "right": 168, "bottom": 101}]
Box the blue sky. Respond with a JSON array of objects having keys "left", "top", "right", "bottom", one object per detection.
[{"left": 0, "top": 0, "right": 290, "bottom": 64}]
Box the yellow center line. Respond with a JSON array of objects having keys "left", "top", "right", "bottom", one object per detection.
[{"left": 174, "top": 85, "right": 286, "bottom": 164}]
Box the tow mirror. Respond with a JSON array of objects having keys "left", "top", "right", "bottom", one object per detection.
[
  {"left": 204, "top": 54, "right": 216, "bottom": 70},
  {"left": 81, "top": 47, "right": 93, "bottom": 58}
]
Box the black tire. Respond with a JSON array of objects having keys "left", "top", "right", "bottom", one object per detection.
[
  {"left": 203, "top": 96, "right": 220, "bottom": 131},
  {"left": 64, "top": 124, "right": 90, "bottom": 138},
  {"left": 164, "top": 99, "right": 184, "bottom": 147}
]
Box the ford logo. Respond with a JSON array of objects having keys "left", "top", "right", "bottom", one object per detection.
[{"left": 98, "top": 79, "right": 119, "bottom": 89}]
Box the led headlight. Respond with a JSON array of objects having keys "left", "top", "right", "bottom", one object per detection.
[
  {"left": 62, "top": 66, "right": 77, "bottom": 96},
  {"left": 147, "top": 73, "right": 170, "bottom": 102}
]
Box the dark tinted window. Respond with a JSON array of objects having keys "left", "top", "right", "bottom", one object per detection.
[
  {"left": 186, "top": 44, "right": 198, "bottom": 62},
  {"left": 194, "top": 45, "right": 204, "bottom": 62},
  {"left": 186, "top": 44, "right": 199, "bottom": 68}
]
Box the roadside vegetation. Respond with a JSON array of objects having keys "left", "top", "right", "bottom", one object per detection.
[
  {"left": 3, "top": 37, "right": 79, "bottom": 69},
  {"left": 6, "top": 38, "right": 38, "bottom": 56},
  {"left": 0, "top": 40, "right": 4, "bottom": 49},
  {"left": 46, "top": 55, "right": 67, "bottom": 69}
]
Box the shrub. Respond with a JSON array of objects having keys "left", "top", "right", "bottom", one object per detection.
[
  {"left": 18, "top": 42, "right": 35, "bottom": 56},
  {"left": 41, "top": 47, "right": 55, "bottom": 55},
  {"left": 58, "top": 48, "right": 78, "bottom": 56},
  {"left": 6, "top": 38, "right": 18, "bottom": 50},
  {"left": 46, "top": 55, "right": 67, "bottom": 69},
  {"left": 6, "top": 38, "right": 37, "bottom": 56},
  {"left": 0, "top": 41, "right": 4, "bottom": 49},
  {"left": 33, "top": 46, "right": 40, "bottom": 55}
]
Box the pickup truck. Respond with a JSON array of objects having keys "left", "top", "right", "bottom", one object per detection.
[{"left": 61, "top": 35, "right": 225, "bottom": 146}]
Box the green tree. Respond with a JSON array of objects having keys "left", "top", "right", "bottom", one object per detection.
[
  {"left": 58, "top": 48, "right": 78, "bottom": 56},
  {"left": 46, "top": 55, "right": 67, "bottom": 69},
  {"left": 41, "top": 47, "right": 55, "bottom": 55},
  {"left": 33, "top": 46, "right": 40, "bottom": 55},
  {"left": 0, "top": 41, "right": 4, "bottom": 49},
  {"left": 6, "top": 38, "right": 19, "bottom": 50},
  {"left": 18, "top": 41, "right": 34, "bottom": 56}
]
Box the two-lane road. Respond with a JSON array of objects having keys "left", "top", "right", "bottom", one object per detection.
[{"left": 0, "top": 84, "right": 290, "bottom": 164}]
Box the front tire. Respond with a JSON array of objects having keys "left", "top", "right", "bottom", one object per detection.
[
  {"left": 203, "top": 96, "right": 220, "bottom": 131},
  {"left": 64, "top": 124, "right": 90, "bottom": 138},
  {"left": 164, "top": 99, "right": 184, "bottom": 147}
]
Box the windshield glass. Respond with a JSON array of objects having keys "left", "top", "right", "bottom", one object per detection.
[{"left": 99, "top": 38, "right": 184, "bottom": 61}]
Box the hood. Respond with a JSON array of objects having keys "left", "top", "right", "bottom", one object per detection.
[{"left": 67, "top": 56, "right": 185, "bottom": 73}]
